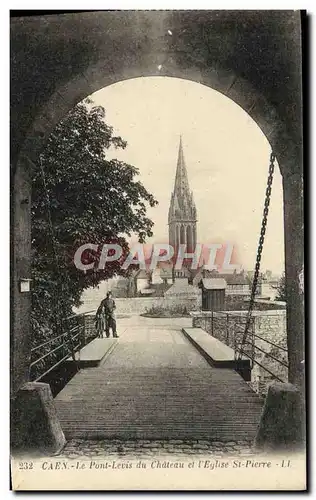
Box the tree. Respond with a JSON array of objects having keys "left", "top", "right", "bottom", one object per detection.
[
  {"left": 275, "top": 273, "right": 286, "bottom": 302},
  {"left": 31, "top": 99, "right": 158, "bottom": 362}
]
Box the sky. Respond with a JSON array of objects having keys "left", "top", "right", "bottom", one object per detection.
[{"left": 87, "top": 76, "right": 284, "bottom": 275}]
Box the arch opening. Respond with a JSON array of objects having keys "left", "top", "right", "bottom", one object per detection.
[{"left": 10, "top": 13, "right": 304, "bottom": 422}]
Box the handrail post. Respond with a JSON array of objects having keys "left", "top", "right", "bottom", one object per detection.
[
  {"left": 234, "top": 323, "right": 237, "bottom": 361},
  {"left": 82, "top": 315, "right": 86, "bottom": 347},
  {"left": 251, "top": 318, "right": 255, "bottom": 369},
  {"left": 211, "top": 310, "right": 214, "bottom": 336},
  {"left": 62, "top": 331, "right": 66, "bottom": 359}
]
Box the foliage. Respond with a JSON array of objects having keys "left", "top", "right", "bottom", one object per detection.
[
  {"left": 31, "top": 99, "right": 157, "bottom": 374},
  {"left": 141, "top": 304, "right": 190, "bottom": 318}
]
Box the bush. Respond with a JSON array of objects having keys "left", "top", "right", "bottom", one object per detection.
[{"left": 141, "top": 304, "right": 191, "bottom": 317}]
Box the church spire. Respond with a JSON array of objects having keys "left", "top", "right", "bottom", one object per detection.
[
  {"left": 168, "top": 136, "right": 197, "bottom": 256},
  {"left": 168, "top": 136, "right": 197, "bottom": 224},
  {"left": 173, "top": 135, "right": 190, "bottom": 198}
]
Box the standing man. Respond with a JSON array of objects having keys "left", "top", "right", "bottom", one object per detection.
[
  {"left": 102, "top": 291, "right": 118, "bottom": 338},
  {"left": 95, "top": 291, "right": 118, "bottom": 338}
]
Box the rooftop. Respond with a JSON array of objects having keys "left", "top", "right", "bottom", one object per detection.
[{"left": 200, "top": 278, "right": 227, "bottom": 290}]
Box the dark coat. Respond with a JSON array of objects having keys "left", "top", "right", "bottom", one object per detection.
[{"left": 95, "top": 297, "right": 116, "bottom": 336}]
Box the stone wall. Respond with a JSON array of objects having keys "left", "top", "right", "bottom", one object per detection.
[
  {"left": 78, "top": 291, "right": 202, "bottom": 316},
  {"left": 251, "top": 299, "right": 286, "bottom": 310},
  {"left": 82, "top": 296, "right": 201, "bottom": 339},
  {"left": 115, "top": 296, "right": 201, "bottom": 314},
  {"left": 251, "top": 312, "right": 288, "bottom": 393},
  {"left": 192, "top": 311, "right": 254, "bottom": 352},
  {"left": 224, "top": 295, "right": 250, "bottom": 311},
  {"left": 75, "top": 282, "right": 202, "bottom": 314},
  {"left": 191, "top": 309, "right": 288, "bottom": 395},
  {"left": 224, "top": 297, "right": 286, "bottom": 311}
]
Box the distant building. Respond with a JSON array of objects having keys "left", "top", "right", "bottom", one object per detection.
[
  {"left": 264, "top": 270, "right": 273, "bottom": 281},
  {"left": 257, "top": 271, "right": 281, "bottom": 300},
  {"left": 218, "top": 272, "right": 250, "bottom": 296},
  {"left": 159, "top": 267, "right": 173, "bottom": 285},
  {"left": 164, "top": 280, "right": 201, "bottom": 303},
  {"left": 194, "top": 269, "right": 250, "bottom": 296},
  {"left": 168, "top": 136, "right": 197, "bottom": 283},
  {"left": 135, "top": 269, "right": 150, "bottom": 293},
  {"left": 199, "top": 278, "right": 226, "bottom": 311},
  {"left": 151, "top": 267, "right": 163, "bottom": 285}
]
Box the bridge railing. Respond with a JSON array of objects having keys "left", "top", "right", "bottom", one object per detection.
[
  {"left": 206, "top": 310, "right": 288, "bottom": 385},
  {"left": 234, "top": 324, "right": 288, "bottom": 384},
  {"left": 30, "top": 309, "right": 96, "bottom": 382}
]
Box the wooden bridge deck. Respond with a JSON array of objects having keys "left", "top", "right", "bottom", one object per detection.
[{"left": 55, "top": 317, "right": 263, "bottom": 441}]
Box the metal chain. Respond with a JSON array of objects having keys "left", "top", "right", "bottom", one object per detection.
[{"left": 237, "top": 151, "right": 276, "bottom": 361}]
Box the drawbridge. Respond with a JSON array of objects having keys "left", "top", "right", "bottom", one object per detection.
[{"left": 54, "top": 318, "right": 263, "bottom": 442}]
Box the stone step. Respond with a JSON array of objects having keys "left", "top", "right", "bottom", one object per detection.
[
  {"left": 182, "top": 327, "right": 251, "bottom": 371},
  {"left": 66, "top": 338, "right": 118, "bottom": 367}
]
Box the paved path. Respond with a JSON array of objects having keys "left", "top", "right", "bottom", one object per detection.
[
  {"left": 58, "top": 438, "right": 255, "bottom": 459},
  {"left": 55, "top": 316, "right": 263, "bottom": 442}
]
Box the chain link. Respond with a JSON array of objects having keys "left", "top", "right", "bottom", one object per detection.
[{"left": 237, "top": 151, "right": 276, "bottom": 361}]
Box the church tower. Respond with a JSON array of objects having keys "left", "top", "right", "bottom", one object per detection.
[{"left": 168, "top": 136, "right": 197, "bottom": 254}]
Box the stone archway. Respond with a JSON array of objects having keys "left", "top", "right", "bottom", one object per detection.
[
  {"left": 11, "top": 11, "right": 303, "bottom": 398},
  {"left": 17, "top": 60, "right": 289, "bottom": 171}
]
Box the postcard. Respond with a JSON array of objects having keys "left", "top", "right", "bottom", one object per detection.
[{"left": 10, "top": 9, "right": 306, "bottom": 491}]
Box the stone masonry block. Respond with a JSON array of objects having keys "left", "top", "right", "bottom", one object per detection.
[
  {"left": 11, "top": 382, "right": 66, "bottom": 454},
  {"left": 255, "top": 382, "right": 305, "bottom": 451}
]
